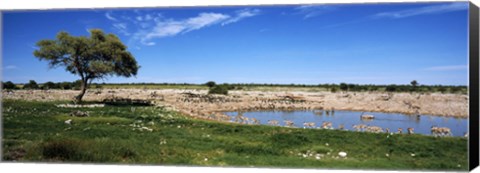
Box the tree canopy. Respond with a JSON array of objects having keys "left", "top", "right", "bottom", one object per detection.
[
  {"left": 2, "top": 81, "right": 16, "bottom": 89},
  {"left": 23, "top": 80, "right": 39, "bottom": 89},
  {"left": 205, "top": 81, "right": 216, "bottom": 88},
  {"left": 33, "top": 29, "right": 139, "bottom": 102}
]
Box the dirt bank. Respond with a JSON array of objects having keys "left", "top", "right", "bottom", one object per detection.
[{"left": 2, "top": 89, "right": 469, "bottom": 119}]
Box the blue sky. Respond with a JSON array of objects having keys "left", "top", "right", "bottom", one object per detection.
[{"left": 2, "top": 2, "right": 469, "bottom": 85}]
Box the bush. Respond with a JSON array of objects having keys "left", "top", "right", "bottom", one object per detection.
[
  {"left": 42, "top": 140, "right": 80, "bottom": 160},
  {"left": 385, "top": 85, "right": 397, "bottom": 92},
  {"left": 339, "top": 83, "right": 348, "bottom": 91},
  {"left": 59, "top": 82, "right": 72, "bottom": 90},
  {"left": 2, "top": 81, "right": 17, "bottom": 89},
  {"left": 208, "top": 85, "right": 229, "bottom": 95},
  {"left": 23, "top": 80, "right": 39, "bottom": 89},
  {"left": 205, "top": 81, "right": 216, "bottom": 88},
  {"left": 450, "top": 87, "right": 462, "bottom": 93},
  {"left": 330, "top": 87, "right": 337, "bottom": 93},
  {"left": 347, "top": 84, "right": 355, "bottom": 91},
  {"left": 72, "top": 80, "right": 82, "bottom": 90},
  {"left": 43, "top": 81, "right": 57, "bottom": 89},
  {"left": 223, "top": 83, "right": 235, "bottom": 90},
  {"left": 438, "top": 87, "right": 447, "bottom": 93}
]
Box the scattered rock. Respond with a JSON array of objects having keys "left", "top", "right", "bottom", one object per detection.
[
  {"left": 338, "top": 151, "right": 347, "bottom": 158},
  {"left": 70, "top": 110, "right": 89, "bottom": 117}
]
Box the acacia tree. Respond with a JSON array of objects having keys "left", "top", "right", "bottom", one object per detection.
[
  {"left": 34, "top": 29, "right": 139, "bottom": 102},
  {"left": 410, "top": 80, "right": 418, "bottom": 91},
  {"left": 205, "top": 81, "right": 216, "bottom": 88}
]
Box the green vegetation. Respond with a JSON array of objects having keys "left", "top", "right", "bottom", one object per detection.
[
  {"left": 2, "top": 81, "right": 17, "bottom": 89},
  {"left": 340, "top": 83, "right": 348, "bottom": 91},
  {"left": 33, "top": 29, "right": 139, "bottom": 102},
  {"left": 95, "top": 82, "right": 467, "bottom": 94},
  {"left": 205, "top": 81, "right": 216, "bottom": 88},
  {"left": 2, "top": 99, "right": 468, "bottom": 170},
  {"left": 204, "top": 81, "right": 229, "bottom": 95},
  {"left": 411, "top": 80, "right": 418, "bottom": 91},
  {"left": 22, "top": 80, "right": 39, "bottom": 89},
  {"left": 208, "top": 85, "right": 229, "bottom": 95},
  {"left": 2, "top": 80, "right": 467, "bottom": 94}
]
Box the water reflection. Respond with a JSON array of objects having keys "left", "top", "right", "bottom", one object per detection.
[{"left": 224, "top": 110, "right": 468, "bottom": 137}]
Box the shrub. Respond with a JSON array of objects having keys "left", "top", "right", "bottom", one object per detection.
[
  {"left": 43, "top": 81, "right": 57, "bottom": 89},
  {"left": 330, "top": 87, "right": 337, "bottom": 93},
  {"left": 223, "top": 83, "right": 235, "bottom": 90},
  {"left": 386, "top": 85, "right": 397, "bottom": 92},
  {"left": 450, "top": 87, "right": 462, "bottom": 93},
  {"left": 205, "top": 81, "right": 216, "bottom": 88},
  {"left": 339, "top": 83, "right": 348, "bottom": 91},
  {"left": 72, "top": 80, "right": 82, "bottom": 90},
  {"left": 347, "top": 84, "right": 356, "bottom": 91},
  {"left": 2, "top": 81, "right": 17, "bottom": 89},
  {"left": 23, "top": 80, "right": 39, "bottom": 89},
  {"left": 438, "top": 87, "right": 447, "bottom": 93},
  {"left": 59, "top": 82, "right": 72, "bottom": 90},
  {"left": 208, "top": 85, "right": 229, "bottom": 95},
  {"left": 42, "top": 140, "right": 79, "bottom": 160}
]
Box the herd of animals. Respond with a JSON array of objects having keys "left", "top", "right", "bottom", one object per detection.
[{"left": 231, "top": 112, "right": 465, "bottom": 137}]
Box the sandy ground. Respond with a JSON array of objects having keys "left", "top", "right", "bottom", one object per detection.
[{"left": 1, "top": 89, "right": 469, "bottom": 120}]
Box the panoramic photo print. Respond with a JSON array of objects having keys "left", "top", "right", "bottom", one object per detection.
[{"left": 1, "top": 1, "right": 470, "bottom": 171}]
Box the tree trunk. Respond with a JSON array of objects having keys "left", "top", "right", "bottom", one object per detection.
[{"left": 75, "top": 79, "right": 88, "bottom": 103}]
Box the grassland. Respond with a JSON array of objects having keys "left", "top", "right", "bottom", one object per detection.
[{"left": 1, "top": 99, "right": 468, "bottom": 171}]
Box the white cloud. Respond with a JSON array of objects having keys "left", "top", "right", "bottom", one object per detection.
[
  {"left": 145, "top": 21, "right": 186, "bottom": 39},
  {"left": 222, "top": 9, "right": 260, "bottom": 25},
  {"left": 106, "top": 9, "right": 260, "bottom": 46},
  {"left": 4, "top": 65, "right": 18, "bottom": 70},
  {"left": 313, "top": 2, "right": 468, "bottom": 29},
  {"left": 185, "top": 13, "right": 230, "bottom": 31},
  {"left": 113, "top": 23, "right": 127, "bottom": 30},
  {"left": 143, "top": 42, "right": 156, "bottom": 46},
  {"left": 105, "top": 12, "right": 118, "bottom": 21},
  {"left": 113, "top": 23, "right": 130, "bottom": 36},
  {"left": 424, "top": 65, "right": 467, "bottom": 71},
  {"left": 294, "top": 4, "right": 336, "bottom": 19},
  {"left": 374, "top": 3, "right": 468, "bottom": 19},
  {"left": 141, "top": 12, "right": 230, "bottom": 45}
]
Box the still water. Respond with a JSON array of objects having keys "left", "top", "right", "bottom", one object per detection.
[{"left": 224, "top": 110, "right": 468, "bottom": 137}]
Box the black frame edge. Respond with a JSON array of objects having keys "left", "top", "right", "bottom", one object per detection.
[{"left": 469, "top": 1, "right": 480, "bottom": 171}]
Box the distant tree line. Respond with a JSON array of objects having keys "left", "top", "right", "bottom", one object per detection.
[
  {"left": 200, "top": 80, "right": 466, "bottom": 94},
  {"left": 1, "top": 80, "right": 102, "bottom": 90},
  {"left": 1, "top": 80, "right": 467, "bottom": 94}
]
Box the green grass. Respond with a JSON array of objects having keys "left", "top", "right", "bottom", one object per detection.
[{"left": 2, "top": 99, "right": 468, "bottom": 170}]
